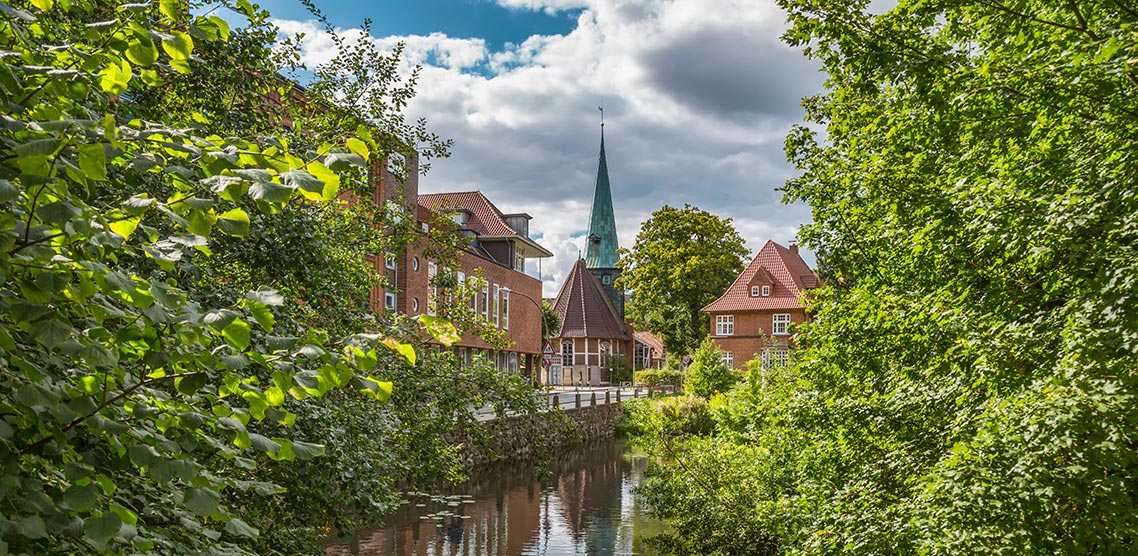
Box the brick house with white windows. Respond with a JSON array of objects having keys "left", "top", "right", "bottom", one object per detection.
[
  {"left": 701, "top": 240, "right": 819, "bottom": 369},
  {"left": 364, "top": 151, "right": 552, "bottom": 378}
]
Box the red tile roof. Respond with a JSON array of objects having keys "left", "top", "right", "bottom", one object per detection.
[
  {"left": 702, "top": 240, "right": 819, "bottom": 313},
  {"left": 552, "top": 259, "right": 630, "bottom": 340},
  {"left": 633, "top": 331, "right": 664, "bottom": 358},
  {"left": 419, "top": 191, "right": 517, "bottom": 237}
]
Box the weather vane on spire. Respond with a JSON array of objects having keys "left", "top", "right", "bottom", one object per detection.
[{"left": 599, "top": 100, "right": 604, "bottom": 128}]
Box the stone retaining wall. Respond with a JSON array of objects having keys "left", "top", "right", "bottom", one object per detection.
[{"left": 457, "top": 404, "right": 623, "bottom": 470}]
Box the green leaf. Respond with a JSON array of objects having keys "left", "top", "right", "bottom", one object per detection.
[
  {"left": 109, "top": 217, "right": 140, "bottom": 239},
  {"left": 222, "top": 319, "right": 251, "bottom": 350},
  {"left": 290, "top": 441, "right": 325, "bottom": 461},
  {"left": 126, "top": 35, "right": 158, "bottom": 67},
  {"left": 418, "top": 314, "right": 462, "bottom": 347},
  {"left": 248, "top": 181, "right": 294, "bottom": 203},
  {"left": 176, "top": 372, "right": 207, "bottom": 396},
  {"left": 382, "top": 338, "right": 416, "bottom": 365},
  {"left": 183, "top": 487, "right": 220, "bottom": 517},
  {"left": 63, "top": 483, "right": 99, "bottom": 511},
  {"left": 324, "top": 152, "right": 366, "bottom": 172},
  {"left": 83, "top": 512, "right": 122, "bottom": 548},
  {"left": 30, "top": 318, "right": 70, "bottom": 348},
  {"left": 204, "top": 309, "right": 238, "bottom": 330},
  {"left": 98, "top": 57, "right": 132, "bottom": 95},
  {"left": 216, "top": 208, "right": 250, "bottom": 237},
  {"left": 345, "top": 137, "right": 369, "bottom": 160},
  {"left": 161, "top": 30, "right": 194, "bottom": 61},
  {"left": 280, "top": 169, "right": 326, "bottom": 200},
  {"left": 80, "top": 343, "right": 118, "bottom": 368},
  {"left": 225, "top": 517, "right": 259, "bottom": 539},
  {"left": 78, "top": 143, "right": 107, "bottom": 181},
  {"left": 0, "top": 179, "right": 18, "bottom": 203},
  {"left": 159, "top": 0, "right": 178, "bottom": 19},
  {"left": 248, "top": 303, "right": 274, "bottom": 331},
  {"left": 15, "top": 516, "right": 47, "bottom": 539},
  {"left": 355, "top": 377, "right": 393, "bottom": 402},
  {"left": 248, "top": 433, "right": 280, "bottom": 455},
  {"left": 29, "top": 0, "right": 52, "bottom": 11}
]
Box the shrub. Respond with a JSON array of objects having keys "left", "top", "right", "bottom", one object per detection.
[
  {"left": 684, "top": 338, "right": 737, "bottom": 398},
  {"left": 635, "top": 369, "right": 685, "bottom": 387}
]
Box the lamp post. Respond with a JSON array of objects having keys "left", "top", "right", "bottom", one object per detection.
[{"left": 500, "top": 287, "right": 544, "bottom": 384}]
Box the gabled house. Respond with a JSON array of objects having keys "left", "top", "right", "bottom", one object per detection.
[
  {"left": 549, "top": 258, "right": 632, "bottom": 386},
  {"left": 633, "top": 331, "right": 665, "bottom": 370},
  {"left": 701, "top": 240, "right": 819, "bottom": 369}
]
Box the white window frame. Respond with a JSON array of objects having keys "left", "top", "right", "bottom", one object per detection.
[
  {"left": 501, "top": 289, "right": 510, "bottom": 330},
  {"left": 772, "top": 313, "right": 791, "bottom": 335},
  {"left": 412, "top": 257, "right": 420, "bottom": 272},
  {"left": 411, "top": 297, "right": 419, "bottom": 313},
  {"left": 427, "top": 262, "right": 437, "bottom": 316},
  {"left": 561, "top": 341, "right": 574, "bottom": 367},
  {"left": 721, "top": 351, "right": 733, "bottom": 368},
  {"left": 751, "top": 285, "right": 759, "bottom": 297},
  {"left": 384, "top": 252, "right": 397, "bottom": 270},
  {"left": 715, "top": 315, "right": 734, "bottom": 336},
  {"left": 492, "top": 284, "right": 500, "bottom": 327},
  {"left": 481, "top": 279, "right": 489, "bottom": 320},
  {"left": 384, "top": 292, "right": 397, "bottom": 311},
  {"left": 762, "top": 347, "right": 789, "bottom": 370},
  {"left": 762, "top": 285, "right": 771, "bottom": 297}
]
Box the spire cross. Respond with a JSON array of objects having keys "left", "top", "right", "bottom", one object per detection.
[{"left": 599, "top": 100, "right": 604, "bottom": 128}]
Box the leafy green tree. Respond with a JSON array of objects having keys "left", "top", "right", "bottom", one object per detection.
[
  {"left": 541, "top": 299, "right": 561, "bottom": 345},
  {"left": 634, "top": 0, "right": 1138, "bottom": 554},
  {"left": 683, "top": 338, "right": 735, "bottom": 398},
  {"left": 617, "top": 204, "right": 748, "bottom": 355}
]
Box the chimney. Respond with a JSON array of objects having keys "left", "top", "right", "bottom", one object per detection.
[{"left": 789, "top": 243, "right": 799, "bottom": 254}]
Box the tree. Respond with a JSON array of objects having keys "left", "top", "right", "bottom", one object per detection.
[
  {"left": 683, "top": 338, "right": 736, "bottom": 398},
  {"left": 634, "top": 0, "right": 1138, "bottom": 554},
  {"left": 0, "top": 0, "right": 491, "bottom": 554},
  {"left": 617, "top": 204, "right": 748, "bottom": 355},
  {"left": 541, "top": 299, "right": 561, "bottom": 345}
]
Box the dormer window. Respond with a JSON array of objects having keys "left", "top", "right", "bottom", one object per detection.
[
  {"left": 762, "top": 285, "right": 770, "bottom": 297},
  {"left": 751, "top": 286, "right": 759, "bottom": 297}
]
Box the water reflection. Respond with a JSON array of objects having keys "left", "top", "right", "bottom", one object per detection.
[{"left": 328, "top": 439, "right": 667, "bottom": 556}]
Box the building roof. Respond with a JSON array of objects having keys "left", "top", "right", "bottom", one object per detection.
[
  {"left": 585, "top": 129, "right": 620, "bottom": 269},
  {"left": 702, "top": 240, "right": 819, "bottom": 313},
  {"left": 419, "top": 191, "right": 553, "bottom": 257},
  {"left": 419, "top": 191, "right": 517, "bottom": 237},
  {"left": 633, "top": 331, "right": 664, "bottom": 358},
  {"left": 552, "top": 258, "right": 629, "bottom": 340}
]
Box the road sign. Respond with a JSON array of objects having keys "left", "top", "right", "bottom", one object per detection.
[{"left": 542, "top": 342, "right": 555, "bottom": 356}]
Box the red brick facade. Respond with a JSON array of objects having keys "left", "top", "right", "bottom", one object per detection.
[{"left": 702, "top": 241, "right": 819, "bottom": 370}]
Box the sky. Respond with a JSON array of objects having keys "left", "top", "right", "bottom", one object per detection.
[{"left": 252, "top": 0, "right": 826, "bottom": 296}]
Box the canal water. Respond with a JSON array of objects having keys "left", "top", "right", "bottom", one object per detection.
[{"left": 328, "top": 438, "right": 669, "bottom": 556}]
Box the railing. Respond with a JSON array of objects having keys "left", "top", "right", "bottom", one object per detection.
[{"left": 473, "top": 387, "right": 649, "bottom": 421}]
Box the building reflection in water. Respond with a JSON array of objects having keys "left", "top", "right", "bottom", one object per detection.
[{"left": 327, "top": 439, "right": 668, "bottom": 556}]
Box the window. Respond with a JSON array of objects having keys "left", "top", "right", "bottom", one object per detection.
[
  {"left": 384, "top": 292, "right": 396, "bottom": 310},
  {"left": 762, "top": 285, "right": 770, "bottom": 297},
  {"left": 603, "top": 274, "right": 611, "bottom": 285},
  {"left": 773, "top": 314, "right": 791, "bottom": 335},
  {"left": 468, "top": 276, "right": 478, "bottom": 312},
  {"left": 421, "top": 222, "right": 429, "bottom": 233},
  {"left": 481, "top": 279, "right": 489, "bottom": 320},
  {"left": 501, "top": 289, "right": 510, "bottom": 330},
  {"left": 384, "top": 252, "right": 397, "bottom": 270},
  {"left": 457, "top": 347, "right": 466, "bottom": 366},
  {"left": 412, "top": 297, "right": 419, "bottom": 313},
  {"left": 427, "top": 262, "right": 437, "bottom": 316},
  {"left": 721, "top": 351, "right": 733, "bottom": 368},
  {"left": 515, "top": 247, "right": 525, "bottom": 272},
  {"left": 412, "top": 257, "right": 420, "bottom": 272},
  {"left": 715, "top": 315, "right": 734, "bottom": 336},
  {"left": 509, "top": 352, "right": 519, "bottom": 372},
  {"left": 751, "top": 286, "right": 759, "bottom": 297},
  {"left": 762, "top": 347, "right": 789, "bottom": 370},
  {"left": 561, "top": 341, "right": 574, "bottom": 367},
  {"left": 492, "top": 284, "right": 500, "bottom": 327}
]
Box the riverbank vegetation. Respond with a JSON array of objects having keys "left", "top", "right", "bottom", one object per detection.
[
  {"left": 624, "top": 0, "right": 1138, "bottom": 553},
  {"left": 0, "top": 1, "right": 536, "bottom": 554}
]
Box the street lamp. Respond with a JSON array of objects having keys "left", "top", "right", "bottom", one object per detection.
[{"left": 500, "top": 287, "right": 545, "bottom": 384}]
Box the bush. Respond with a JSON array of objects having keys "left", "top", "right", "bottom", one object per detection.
[
  {"left": 620, "top": 395, "right": 715, "bottom": 438},
  {"left": 635, "top": 369, "right": 685, "bottom": 387},
  {"left": 684, "top": 338, "right": 737, "bottom": 398}
]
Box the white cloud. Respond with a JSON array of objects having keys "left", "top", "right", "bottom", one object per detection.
[{"left": 274, "top": 0, "right": 822, "bottom": 296}]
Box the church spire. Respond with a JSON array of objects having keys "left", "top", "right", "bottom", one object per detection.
[{"left": 585, "top": 117, "right": 619, "bottom": 269}]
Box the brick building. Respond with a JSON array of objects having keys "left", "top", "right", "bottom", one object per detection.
[
  {"left": 701, "top": 240, "right": 819, "bottom": 369},
  {"left": 366, "top": 150, "right": 552, "bottom": 376}
]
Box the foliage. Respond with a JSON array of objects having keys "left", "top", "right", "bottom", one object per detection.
[
  {"left": 634, "top": 368, "right": 685, "bottom": 388},
  {"left": 683, "top": 337, "right": 736, "bottom": 398},
  {"left": 540, "top": 299, "right": 560, "bottom": 345},
  {"left": 0, "top": 0, "right": 413, "bottom": 553},
  {"left": 620, "top": 395, "right": 715, "bottom": 439},
  {"left": 636, "top": 0, "right": 1138, "bottom": 553},
  {"left": 616, "top": 204, "right": 748, "bottom": 355},
  {"left": 608, "top": 356, "right": 633, "bottom": 384}
]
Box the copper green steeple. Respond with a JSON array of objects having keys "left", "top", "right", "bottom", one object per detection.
[{"left": 585, "top": 127, "right": 619, "bottom": 269}]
